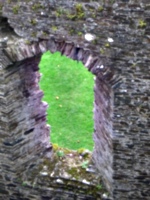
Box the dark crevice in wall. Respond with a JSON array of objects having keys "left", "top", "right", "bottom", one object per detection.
[
  {"left": 24, "top": 128, "right": 34, "bottom": 135},
  {"left": 0, "top": 16, "right": 14, "bottom": 32}
]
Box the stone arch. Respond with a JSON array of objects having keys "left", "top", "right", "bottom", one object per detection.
[{"left": 1, "top": 37, "right": 117, "bottom": 198}]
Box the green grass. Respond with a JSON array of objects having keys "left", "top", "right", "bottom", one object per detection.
[{"left": 39, "top": 51, "right": 94, "bottom": 151}]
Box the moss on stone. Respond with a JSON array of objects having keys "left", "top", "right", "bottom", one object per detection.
[
  {"left": 105, "top": 43, "right": 110, "bottom": 48},
  {"left": 138, "top": 20, "right": 147, "bottom": 28},
  {"left": 66, "top": 13, "right": 77, "bottom": 20},
  {"left": 25, "top": 40, "right": 31, "bottom": 45},
  {"left": 30, "top": 19, "right": 37, "bottom": 25},
  {"left": 66, "top": 3, "right": 85, "bottom": 21},
  {"left": 98, "top": 6, "right": 104, "bottom": 12},
  {"left": 75, "top": 3, "right": 85, "bottom": 19},
  {"left": 0, "top": 3, "right": 3, "bottom": 11},
  {"left": 52, "top": 143, "right": 59, "bottom": 151},
  {"left": 77, "top": 32, "right": 83, "bottom": 36},
  {"left": 31, "top": 32, "right": 37, "bottom": 37},
  {"left": 69, "top": 28, "right": 76, "bottom": 35},
  {"left": 55, "top": 8, "right": 66, "bottom": 17},
  {"left": 100, "top": 48, "right": 105, "bottom": 54},
  {"left": 12, "top": 5, "right": 20, "bottom": 14},
  {"left": 77, "top": 148, "right": 86, "bottom": 154},
  {"left": 31, "top": 3, "right": 43, "bottom": 11},
  {"left": 52, "top": 26, "right": 58, "bottom": 32},
  {"left": 42, "top": 31, "right": 49, "bottom": 37}
]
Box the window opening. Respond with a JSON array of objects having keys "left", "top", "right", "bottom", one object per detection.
[{"left": 39, "top": 51, "right": 94, "bottom": 151}]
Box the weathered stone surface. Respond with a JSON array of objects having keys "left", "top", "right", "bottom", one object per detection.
[{"left": 0, "top": 0, "right": 150, "bottom": 199}]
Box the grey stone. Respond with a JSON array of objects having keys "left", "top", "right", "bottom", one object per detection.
[{"left": 0, "top": 0, "right": 150, "bottom": 200}]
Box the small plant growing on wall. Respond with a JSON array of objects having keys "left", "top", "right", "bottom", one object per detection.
[
  {"left": 138, "top": 19, "right": 147, "bottom": 28},
  {"left": 56, "top": 150, "right": 65, "bottom": 158},
  {"left": 12, "top": 5, "right": 20, "bottom": 14},
  {"left": 81, "top": 160, "right": 89, "bottom": 169}
]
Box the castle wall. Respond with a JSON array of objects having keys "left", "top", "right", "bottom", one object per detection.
[{"left": 0, "top": 0, "right": 149, "bottom": 199}]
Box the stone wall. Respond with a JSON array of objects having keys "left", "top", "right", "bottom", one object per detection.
[
  {"left": 93, "top": 77, "right": 113, "bottom": 193},
  {"left": 0, "top": 0, "right": 150, "bottom": 200}
]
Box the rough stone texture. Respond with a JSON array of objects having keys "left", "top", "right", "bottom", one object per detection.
[
  {"left": 93, "top": 77, "right": 113, "bottom": 192},
  {"left": 0, "top": 0, "right": 150, "bottom": 200}
]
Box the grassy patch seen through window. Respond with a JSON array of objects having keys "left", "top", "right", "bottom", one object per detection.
[{"left": 39, "top": 51, "right": 94, "bottom": 151}]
